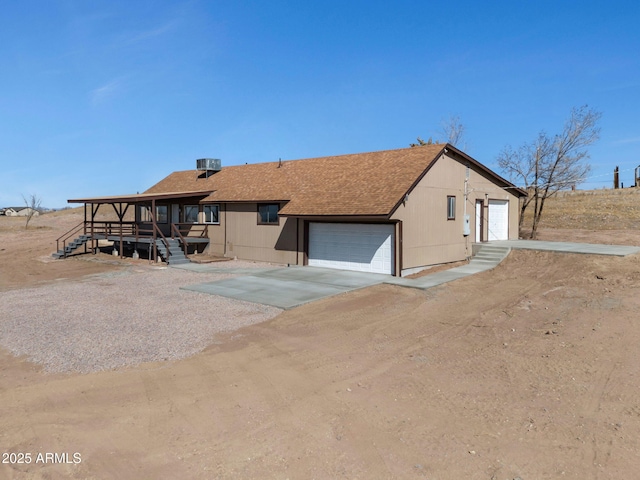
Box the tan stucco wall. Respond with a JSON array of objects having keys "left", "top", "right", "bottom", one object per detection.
[
  {"left": 205, "top": 204, "right": 225, "bottom": 256},
  {"left": 391, "top": 152, "right": 520, "bottom": 272},
  {"left": 466, "top": 165, "right": 520, "bottom": 242},
  {"left": 136, "top": 202, "right": 299, "bottom": 264},
  {"left": 219, "top": 203, "right": 298, "bottom": 264}
]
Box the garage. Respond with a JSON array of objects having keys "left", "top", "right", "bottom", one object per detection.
[
  {"left": 488, "top": 199, "right": 509, "bottom": 241},
  {"left": 308, "top": 223, "right": 395, "bottom": 275}
]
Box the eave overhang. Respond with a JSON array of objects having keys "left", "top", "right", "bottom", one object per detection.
[{"left": 67, "top": 190, "right": 214, "bottom": 204}]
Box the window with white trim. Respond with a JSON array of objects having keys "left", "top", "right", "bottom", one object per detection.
[{"left": 447, "top": 196, "right": 456, "bottom": 220}]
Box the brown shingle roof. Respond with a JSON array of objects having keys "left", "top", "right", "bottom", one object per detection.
[
  {"left": 145, "top": 144, "right": 528, "bottom": 216},
  {"left": 145, "top": 145, "right": 447, "bottom": 216}
]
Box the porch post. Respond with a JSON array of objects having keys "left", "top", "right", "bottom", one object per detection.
[
  {"left": 134, "top": 202, "right": 139, "bottom": 244},
  {"left": 121, "top": 203, "right": 131, "bottom": 248},
  {"left": 118, "top": 202, "right": 124, "bottom": 258},
  {"left": 83, "top": 203, "right": 88, "bottom": 254},
  {"left": 91, "top": 204, "right": 99, "bottom": 254},
  {"left": 152, "top": 199, "right": 157, "bottom": 263}
]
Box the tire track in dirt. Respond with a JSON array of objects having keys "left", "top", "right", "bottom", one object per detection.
[
  {"left": 261, "top": 285, "right": 427, "bottom": 380},
  {"left": 135, "top": 357, "right": 280, "bottom": 478},
  {"left": 195, "top": 291, "right": 433, "bottom": 477},
  {"left": 581, "top": 362, "right": 617, "bottom": 418},
  {"left": 577, "top": 361, "right": 619, "bottom": 478}
]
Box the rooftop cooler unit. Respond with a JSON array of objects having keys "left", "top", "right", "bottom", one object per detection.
[{"left": 197, "top": 158, "right": 221, "bottom": 177}]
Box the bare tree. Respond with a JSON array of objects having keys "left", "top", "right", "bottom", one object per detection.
[
  {"left": 497, "top": 105, "right": 601, "bottom": 239},
  {"left": 411, "top": 115, "right": 467, "bottom": 149},
  {"left": 439, "top": 114, "right": 466, "bottom": 149},
  {"left": 497, "top": 134, "right": 550, "bottom": 230},
  {"left": 410, "top": 136, "right": 435, "bottom": 147},
  {"left": 22, "top": 194, "right": 42, "bottom": 229}
]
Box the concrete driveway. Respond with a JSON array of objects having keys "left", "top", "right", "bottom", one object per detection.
[
  {"left": 178, "top": 240, "right": 640, "bottom": 309},
  {"left": 181, "top": 266, "right": 389, "bottom": 309}
]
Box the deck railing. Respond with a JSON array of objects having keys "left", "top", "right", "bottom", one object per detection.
[
  {"left": 171, "top": 222, "right": 209, "bottom": 239},
  {"left": 90, "top": 221, "right": 137, "bottom": 237},
  {"left": 86, "top": 221, "right": 209, "bottom": 240}
]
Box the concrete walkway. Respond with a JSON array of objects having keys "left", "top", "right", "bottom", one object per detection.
[
  {"left": 489, "top": 240, "right": 640, "bottom": 257},
  {"left": 386, "top": 244, "right": 511, "bottom": 289},
  {"left": 178, "top": 240, "right": 639, "bottom": 309}
]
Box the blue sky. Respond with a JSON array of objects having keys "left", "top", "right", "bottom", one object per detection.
[{"left": 1, "top": 1, "right": 639, "bottom": 208}]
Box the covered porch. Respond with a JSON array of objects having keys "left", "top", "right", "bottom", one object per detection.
[{"left": 54, "top": 191, "right": 213, "bottom": 264}]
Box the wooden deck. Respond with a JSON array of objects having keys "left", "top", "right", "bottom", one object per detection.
[
  {"left": 93, "top": 234, "right": 210, "bottom": 244},
  {"left": 55, "top": 220, "right": 210, "bottom": 261}
]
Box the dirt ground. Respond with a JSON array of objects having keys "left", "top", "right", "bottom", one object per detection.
[
  {"left": 2, "top": 210, "right": 640, "bottom": 479},
  {"left": 0, "top": 211, "right": 126, "bottom": 291}
]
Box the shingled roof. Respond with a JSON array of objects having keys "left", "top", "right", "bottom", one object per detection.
[{"left": 144, "top": 144, "right": 521, "bottom": 216}]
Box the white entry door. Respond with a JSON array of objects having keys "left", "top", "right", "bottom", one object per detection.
[
  {"left": 488, "top": 200, "right": 509, "bottom": 241},
  {"left": 475, "top": 200, "right": 482, "bottom": 242},
  {"left": 308, "top": 223, "right": 395, "bottom": 275}
]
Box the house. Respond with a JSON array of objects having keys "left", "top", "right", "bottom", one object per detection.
[
  {"left": 4, "top": 206, "right": 40, "bottom": 218},
  {"left": 63, "top": 144, "right": 526, "bottom": 276}
]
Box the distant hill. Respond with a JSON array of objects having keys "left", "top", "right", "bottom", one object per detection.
[{"left": 522, "top": 188, "right": 640, "bottom": 231}]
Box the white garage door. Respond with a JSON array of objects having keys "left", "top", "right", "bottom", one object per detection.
[
  {"left": 308, "top": 223, "right": 395, "bottom": 275},
  {"left": 488, "top": 200, "right": 509, "bottom": 241}
]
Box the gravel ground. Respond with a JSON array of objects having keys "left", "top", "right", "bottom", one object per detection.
[{"left": 0, "top": 261, "right": 283, "bottom": 373}]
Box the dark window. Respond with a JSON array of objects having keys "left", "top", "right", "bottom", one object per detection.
[
  {"left": 447, "top": 196, "right": 456, "bottom": 220},
  {"left": 139, "top": 205, "right": 168, "bottom": 223},
  {"left": 156, "top": 205, "right": 168, "bottom": 224},
  {"left": 204, "top": 204, "right": 219, "bottom": 224},
  {"left": 184, "top": 205, "right": 199, "bottom": 223},
  {"left": 258, "top": 203, "right": 279, "bottom": 225},
  {"left": 139, "top": 205, "right": 152, "bottom": 223}
]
